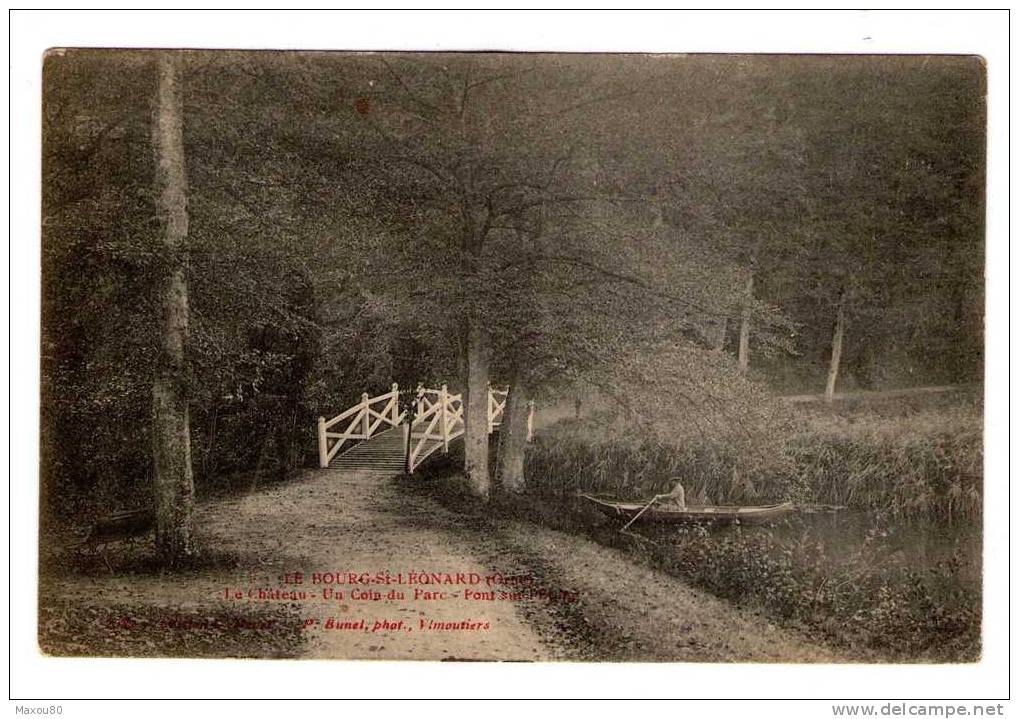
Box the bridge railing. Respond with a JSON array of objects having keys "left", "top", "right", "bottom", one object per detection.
[
  {"left": 317, "top": 382, "right": 402, "bottom": 467},
  {"left": 318, "top": 383, "right": 529, "bottom": 471},
  {"left": 407, "top": 385, "right": 462, "bottom": 469}
]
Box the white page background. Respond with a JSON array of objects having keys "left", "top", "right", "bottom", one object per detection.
[{"left": 6, "top": 7, "right": 1011, "bottom": 711}]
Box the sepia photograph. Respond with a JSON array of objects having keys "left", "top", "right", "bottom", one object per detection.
[{"left": 35, "top": 46, "right": 988, "bottom": 668}]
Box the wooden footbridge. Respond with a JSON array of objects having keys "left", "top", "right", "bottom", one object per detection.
[{"left": 317, "top": 384, "right": 533, "bottom": 473}]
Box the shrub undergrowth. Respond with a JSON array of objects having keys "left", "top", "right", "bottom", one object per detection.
[{"left": 647, "top": 522, "right": 980, "bottom": 661}]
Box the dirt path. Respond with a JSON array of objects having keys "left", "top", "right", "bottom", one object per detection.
[
  {"left": 779, "top": 383, "right": 973, "bottom": 404},
  {"left": 42, "top": 464, "right": 839, "bottom": 662},
  {"left": 240, "top": 468, "right": 549, "bottom": 661},
  {"left": 42, "top": 467, "right": 548, "bottom": 660}
]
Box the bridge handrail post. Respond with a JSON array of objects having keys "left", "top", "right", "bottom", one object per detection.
[
  {"left": 440, "top": 384, "right": 450, "bottom": 453},
  {"left": 360, "top": 392, "right": 370, "bottom": 437},
  {"left": 390, "top": 383, "right": 399, "bottom": 424},
  {"left": 403, "top": 421, "right": 412, "bottom": 474},
  {"left": 317, "top": 416, "right": 328, "bottom": 468}
]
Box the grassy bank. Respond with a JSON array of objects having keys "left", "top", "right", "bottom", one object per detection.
[
  {"left": 419, "top": 456, "right": 979, "bottom": 661},
  {"left": 413, "top": 395, "right": 982, "bottom": 661},
  {"left": 527, "top": 399, "right": 983, "bottom": 522},
  {"left": 637, "top": 519, "right": 979, "bottom": 661}
]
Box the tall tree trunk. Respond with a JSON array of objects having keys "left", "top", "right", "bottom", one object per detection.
[
  {"left": 151, "top": 53, "right": 194, "bottom": 564},
  {"left": 496, "top": 380, "right": 530, "bottom": 494},
  {"left": 738, "top": 273, "right": 754, "bottom": 373},
  {"left": 825, "top": 286, "right": 848, "bottom": 404},
  {"left": 463, "top": 317, "right": 491, "bottom": 501}
]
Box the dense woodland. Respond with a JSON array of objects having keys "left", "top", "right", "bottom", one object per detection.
[{"left": 41, "top": 51, "right": 984, "bottom": 562}]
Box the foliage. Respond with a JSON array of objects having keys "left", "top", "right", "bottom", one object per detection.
[
  {"left": 527, "top": 396, "right": 982, "bottom": 521},
  {"left": 41, "top": 52, "right": 331, "bottom": 523},
  {"left": 648, "top": 523, "right": 980, "bottom": 661},
  {"left": 40, "top": 50, "right": 985, "bottom": 524},
  {"left": 787, "top": 401, "right": 983, "bottom": 520}
]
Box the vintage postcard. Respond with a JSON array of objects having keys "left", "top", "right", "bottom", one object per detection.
[{"left": 38, "top": 49, "right": 985, "bottom": 664}]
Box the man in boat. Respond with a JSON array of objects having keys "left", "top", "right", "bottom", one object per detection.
[{"left": 655, "top": 481, "right": 686, "bottom": 509}]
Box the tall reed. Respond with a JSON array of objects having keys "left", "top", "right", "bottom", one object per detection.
[{"left": 526, "top": 402, "right": 982, "bottom": 521}]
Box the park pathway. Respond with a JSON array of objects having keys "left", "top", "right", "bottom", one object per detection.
[
  {"left": 45, "top": 438, "right": 839, "bottom": 662},
  {"left": 289, "top": 466, "right": 549, "bottom": 660},
  {"left": 190, "top": 460, "right": 550, "bottom": 661}
]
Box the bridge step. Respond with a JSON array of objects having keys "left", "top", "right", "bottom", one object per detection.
[
  {"left": 336, "top": 454, "right": 403, "bottom": 460},
  {"left": 333, "top": 463, "right": 404, "bottom": 470},
  {"left": 332, "top": 458, "right": 402, "bottom": 462},
  {"left": 327, "top": 427, "right": 452, "bottom": 474},
  {"left": 329, "top": 428, "right": 406, "bottom": 473}
]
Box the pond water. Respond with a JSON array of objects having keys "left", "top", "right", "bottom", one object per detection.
[
  {"left": 553, "top": 494, "right": 981, "bottom": 589},
  {"left": 768, "top": 510, "right": 980, "bottom": 582},
  {"left": 640, "top": 508, "right": 984, "bottom": 587},
  {"left": 548, "top": 494, "right": 981, "bottom": 659}
]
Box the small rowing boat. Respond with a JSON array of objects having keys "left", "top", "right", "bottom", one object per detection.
[{"left": 580, "top": 494, "right": 795, "bottom": 525}]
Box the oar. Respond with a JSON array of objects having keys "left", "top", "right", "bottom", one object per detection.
[{"left": 620, "top": 494, "right": 662, "bottom": 533}]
